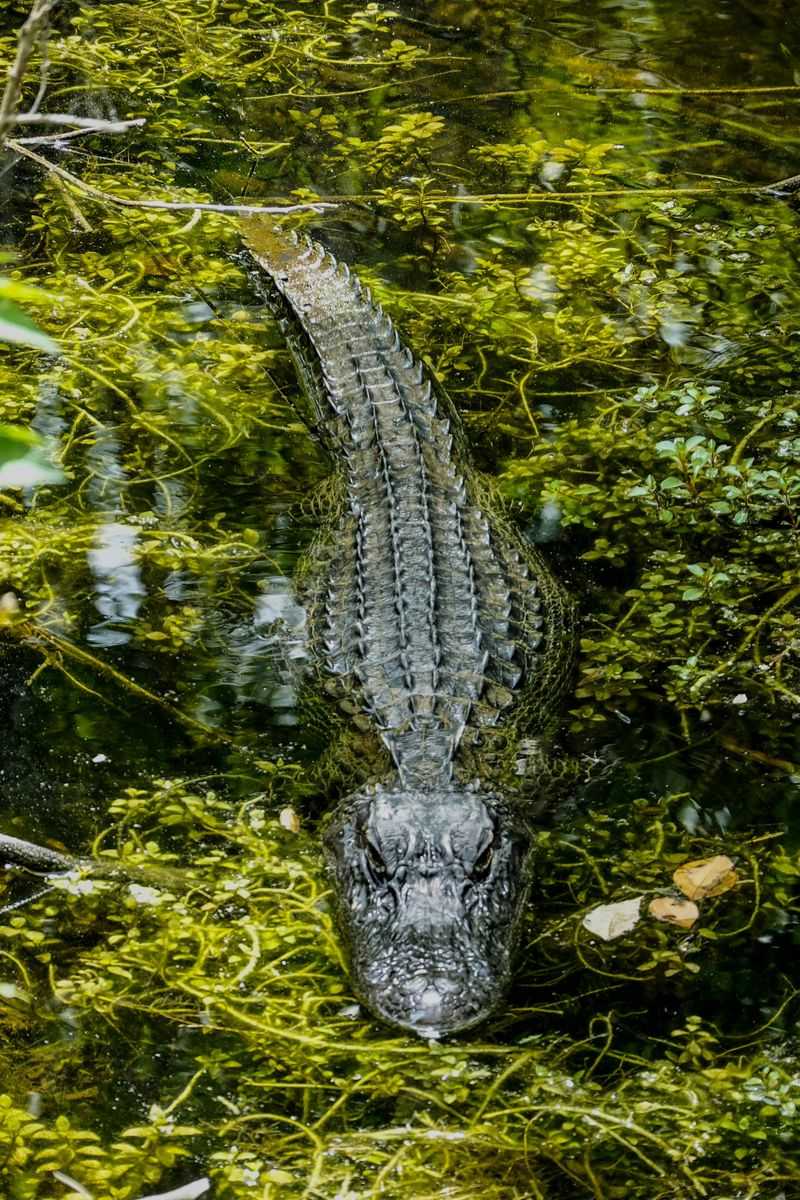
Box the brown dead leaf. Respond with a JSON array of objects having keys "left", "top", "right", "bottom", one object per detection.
[
  {"left": 648, "top": 896, "right": 700, "bottom": 929},
  {"left": 672, "top": 854, "right": 737, "bottom": 900}
]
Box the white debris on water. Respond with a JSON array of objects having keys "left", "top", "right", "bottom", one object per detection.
[
  {"left": 582, "top": 896, "right": 643, "bottom": 941},
  {"left": 127, "top": 883, "right": 163, "bottom": 906}
]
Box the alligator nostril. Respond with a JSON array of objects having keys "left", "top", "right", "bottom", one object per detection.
[
  {"left": 406, "top": 976, "right": 462, "bottom": 1028},
  {"left": 409, "top": 987, "right": 447, "bottom": 1027}
]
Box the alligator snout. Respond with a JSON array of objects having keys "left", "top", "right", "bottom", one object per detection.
[
  {"left": 386, "top": 970, "right": 493, "bottom": 1037},
  {"left": 324, "top": 783, "right": 533, "bottom": 1037}
]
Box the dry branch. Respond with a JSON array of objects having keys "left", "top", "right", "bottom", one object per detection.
[
  {"left": 5, "top": 137, "right": 336, "bottom": 214},
  {"left": 9, "top": 112, "right": 146, "bottom": 130},
  {"left": 0, "top": 831, "right": 75, "bottom": 872},
  {"left": 0, "top": 0, "right": 59, "bottom": 140}
]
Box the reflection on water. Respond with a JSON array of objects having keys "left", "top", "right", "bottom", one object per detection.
[
  {"left": 86, "top": 425, "right": 127, "bottom": 510},
  {"left": 217, "top": 574, "right": 308, "bottom": 722},
  {"left": 87, "top": 522, "right": 146, "bottom": 647}
]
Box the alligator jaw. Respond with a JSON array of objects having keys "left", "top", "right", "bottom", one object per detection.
[{"left": 323, "top": 781, "right": 532, "bottom": 1036}]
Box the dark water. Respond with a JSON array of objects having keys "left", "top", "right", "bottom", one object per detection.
[{"left": 1, "top": 0, "right": 799, "bottom": 1196}]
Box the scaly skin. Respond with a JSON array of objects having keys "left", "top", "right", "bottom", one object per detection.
[{"left": 244, "top": 220, "right": 575, "bottom": 1036}]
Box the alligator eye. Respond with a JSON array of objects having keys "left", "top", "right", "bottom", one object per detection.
[{"left": 472, "top": 843, "right": 494, "bottom": 881}]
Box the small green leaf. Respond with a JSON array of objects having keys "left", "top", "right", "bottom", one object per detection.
[
  {"left": 0, "top": 275, "right": 58, "bottom": 306},
  {"left": 0, "top": 297, "right": 59, "bottom": 353},
  {"left": 0, "top": 424, "right": 64, "bottom": 488}
]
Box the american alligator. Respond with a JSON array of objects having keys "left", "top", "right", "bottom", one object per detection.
[{"left": 244, "top": 221, "right": 576, "bottom": 1037}]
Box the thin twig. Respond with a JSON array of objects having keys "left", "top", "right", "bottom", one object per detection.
[
  {"left": 13, "top": 126, "right": 139, "bottom": 147},
  {"left": 6, "top": 139, "right": 797, "bottom": 214},
  {"left": 5, "top": 128, "right": 794, "bottom": 218},
  {"left": 0, "top": 0, "right": 59, "bottom": 140},
  {"left": 0, "top": 831, "right": 192, "bottom": 906},
  {"left": 9, "top": 112, "right": 146, "bottom": 131},
  {"left": 28, "top": 22, "right": 50, "bottom": 114},
  {"left": 24, "top": 621, "right": 236, "bottom": 744},
  {"left": 53, "top": 174, "right": 92, "bottom": 229},
  {"left": 720, "top": 736, "right": 800, "bottom": 776},
  {"left": 5, "top": 138, "right": 337, "bottom": 214},
  {"left": 405, "top": 84, "right": 800, "bottom": 107},
  {"left": 593, "top": 84, "right": 800, "bottom": 96},
  {"left": 11, "top": 116, "right": 146, "bottom": 149}
]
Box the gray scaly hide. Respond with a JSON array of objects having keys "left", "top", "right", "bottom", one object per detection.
[{"left": 244, "top": 221, "right": 575, "bottom": 1036}]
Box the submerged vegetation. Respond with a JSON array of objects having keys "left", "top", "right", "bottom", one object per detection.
[
  {"left": 0, "top": 0, "right": 799, "bottom": 1196},
  {"left": 4, "top": 782, "right": 800, "bottom": 1198}
]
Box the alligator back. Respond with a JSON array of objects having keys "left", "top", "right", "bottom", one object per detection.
[{"left": 244, "top": 220, "right": 574, "bottom": 797}]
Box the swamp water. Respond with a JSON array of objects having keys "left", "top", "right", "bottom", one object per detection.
[{"left": 0, "top": 0, "right": 799, "bottom": 1195}]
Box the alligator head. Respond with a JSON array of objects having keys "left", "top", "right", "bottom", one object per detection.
[{"left": 323, "top": 783, "right": 532, "bottom": 1037}]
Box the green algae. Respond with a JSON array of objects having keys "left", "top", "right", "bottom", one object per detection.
[
  {"left": 0, "top": 0, "right": 799, "bottom": 1197},
  {"left": 3, "top": 783, "right": 800, "bottom": 1198}
]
